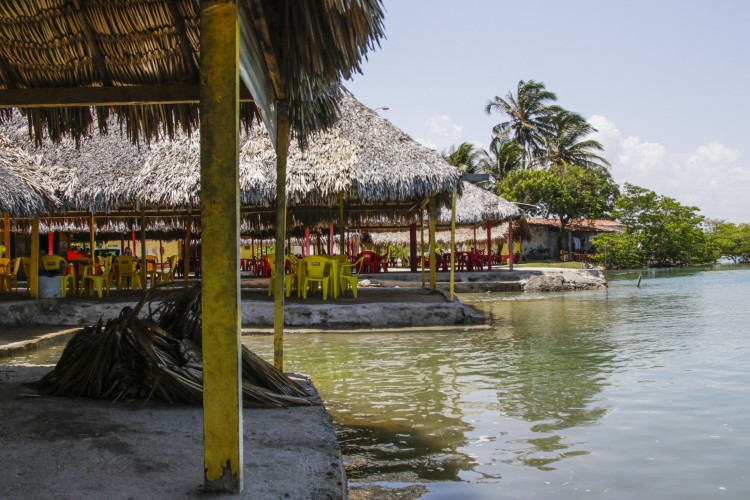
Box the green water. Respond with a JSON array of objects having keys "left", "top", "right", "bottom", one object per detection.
[
  {"left": 9, "top": 266, "right": 750, "bottom": 498},
  {"left": 243, "top": 265, "right": 750, "bottom": 499}
]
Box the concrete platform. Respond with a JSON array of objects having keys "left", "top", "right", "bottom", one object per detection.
[
  {"left": 0, "top": 365, "right": 346, "bottom": 499},
  {"left": 0, "top": 285, "right": 485, "bottom": 330}
]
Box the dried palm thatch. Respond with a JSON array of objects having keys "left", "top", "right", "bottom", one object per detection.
[
  {"left": 0, "top": 135, "right": 58, "bottom": 216},
  {"left": 437, "top": 181, "right": 523, "bottom": 225},
  {"left": 32, "top": 284, "right": 314, "bottom": 408},
  {"left": 136, "top": 90, "right": 461, "bottom": 207},
  {"left": 1, "top": 90, "right": 460, "bottom": 226},
  {"left": 1, "top": 113, "right": 148, "bottom": 212},
  {"left": 0, "top": 0, "right": 384, "bottom": 144}
]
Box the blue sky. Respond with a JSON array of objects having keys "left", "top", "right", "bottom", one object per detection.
[{"left": 346, "top": 0, "right": 750, "bottom": 223}]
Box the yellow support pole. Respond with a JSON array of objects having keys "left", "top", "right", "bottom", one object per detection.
[
  {"left": 29, "top": 218, "right": 39, "bottom": 298},
  {"left": 420, "top": 210, "right": 425, "bottom": 288},
  {"left": 3, "top": 212, "right": 10, "bottom": 260},
  {"left": 89, "top": 214, "right": 96, "bottom": 261},
  {"left": 184, "top": 213, "right": 192, "bottom": 283},
  {"left": 450, "top": 187, "right": 456, "bottom": 301},
  {"left": 428, "top": 197, "right": 437, "bottom": 292},
  {"left": 200, "top": 1, "right": 242, "bottom": 493},
  {"left": 140, "top": 211, "right": 147, "bottom": 291},
  {"left": 273, "top": 103, "right": 289, "bottom": 370},
  {"left": 339, "top": 193, "right": 345, "bottom": 255}
]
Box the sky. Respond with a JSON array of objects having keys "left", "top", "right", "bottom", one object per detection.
[{"left": 346, "top": 0, "right": 750, "bottom": 223}]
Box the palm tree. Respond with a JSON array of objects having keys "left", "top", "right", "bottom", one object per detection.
[
  {"left": 478, "top": 139, "right": 524, "bottom": 182},
  {"left": 485, "top": 80, "right": 559, "bottom": 167},
  {"left": 442, "top": 142, "right": 481, "bottom": 174},
  {"left": 542, "top": 110, "right": 610, "bottom": 171}
]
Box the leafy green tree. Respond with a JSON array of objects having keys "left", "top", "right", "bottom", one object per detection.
[
  {"left": 485, "top": 80, "right": 560, "bottom": 167},
  {"left": 442, "top": 142, "right": 481, "bottom": 174},
  {"left": 477, "top": 139, "right": 524, "bottom": 182},
  {"left": 498, "top": 165, "right": 619, "bottom": 256},
  {"left": 591, "top": 183, "right": 712, "bottom": 269},
  {"left": 704, "top": 219, "right": 750, "bottom": 262},
  {"left": 542, "top": 110, "right": 610, "bottom": 171}
]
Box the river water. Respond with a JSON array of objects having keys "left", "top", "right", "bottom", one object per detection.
[
  {"left": 244, "top": 266, "right": 750, "bottom": 499},
  {"left": 8, "top": 266, "right": 749, "bottom": 498}
]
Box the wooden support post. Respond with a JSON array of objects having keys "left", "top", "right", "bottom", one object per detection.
[
  {"left": 428, "top": 197, "right": 437, "bottom": 292},
  {"left": 184, "top": 214, "right": 192, "bottom": 283},
  {"left": 131, "top": 229, "right": 136, "bottom": 257},
  {"left": 3, "top": 212, "right": 10, "bottom": 260},
  {"left": 409, "top": 223, "right": 417, "bottom": 273},
  {"left": 140, "top": 212, "right": 147, "bottom": 291},
  {"left": 508, "top": 220, "right": 514, "bottom": 272},
  {"left": 486, "top": 220, "right": 492, "bottom": 271},
  {"left": 273, "top": 103, "right": 289, "bottom": 371},
  {"left": 450, "top": 187, "right": 457, "bottom": 301},
  {"left": 339, "top": 194, "right": 345, "bottom": 256},
  {"left": 420, "top": 211, "right": 425, "bottom": 288},
  {"left": 29, "top": 218, "right": 39, "bottom": 298},
  {"left": 48, "top": 232, "right": 54, "bottom": 255},
  {"left": 89, "top": 214, "right": 96, "bottom": 260},
  {"left": 329, "top": 223, "right": 334, "bottom": 255},
  {"left": 200, "top": 1, "right": 242, "bottom": 493}
]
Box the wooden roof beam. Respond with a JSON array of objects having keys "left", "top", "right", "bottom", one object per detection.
[
  {"left": 0, "top": 57, "right": 17, "bottom": 89},
  {"left": 167, "top": 0, "right": 199, "bottom": 82},
  {"left": 72, "top": 0, "right": 113, "bottom": 86},
  {"left": 0, "top": 84, "right": 253, "bottom": 108}
]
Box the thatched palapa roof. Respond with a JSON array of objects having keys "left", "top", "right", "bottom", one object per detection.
[
  {"left": 0, "top": 136, "right": 58, "bottom": 216},
  {"left": 438, "top": 181, "right": 523, "bottom": 225},
  {"left": 141, "top": 90, "right": 461, "bottom": 207},
  {"left": 0, "top": 0, "right": 385, "bottom": 144},
  {"left": 1, "top": 91, "right": 462, "bottom": 222}
]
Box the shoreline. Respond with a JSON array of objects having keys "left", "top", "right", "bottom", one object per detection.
[{"left": 0, "top": 268, "right": 606, "bottom": 330}]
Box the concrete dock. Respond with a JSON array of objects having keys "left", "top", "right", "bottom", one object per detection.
[{"left": 0, "top": 365, "right": 346, "bottom": 499}]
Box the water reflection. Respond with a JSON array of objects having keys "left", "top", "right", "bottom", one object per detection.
[
  {"left": 459, "top": 296, "right": 615, "bottom": 471},
  {"left": 244, "top": 293, "right": 618, "bottom": 482},
  {"left": 244, "top": 332, "right": 477, "bottom": 482}
]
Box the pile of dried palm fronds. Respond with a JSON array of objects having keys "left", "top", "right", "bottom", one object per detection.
[{"left": 32, "top": 285, "right": 315, "bottom": 408}]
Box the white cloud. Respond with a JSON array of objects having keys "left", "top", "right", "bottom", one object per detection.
[
  {"left": 425, "top": 114, "right": 462, "bottom": 144},
  {"left": 589, "top": 115, "right": 749, "bottom": 223},
  {"left": 415, "top": 137, "right": 437, "bottom": 150}
]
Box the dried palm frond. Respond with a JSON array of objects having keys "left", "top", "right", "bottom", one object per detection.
[{"left": 32, "top": 284, "right": 314, "bottom": 408}]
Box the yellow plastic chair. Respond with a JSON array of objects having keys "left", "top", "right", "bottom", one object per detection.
[
  {"left": 8, "top": 257, "right": 22, "bottom": 291},
  {"left": 82, "top": 259, "right": 112, "bottom": 298},
  {"left": 20, "top": 257, "right": 31, "bottom": 292},
  {"left": 338, "top": 256, "right": 364, "bottom": 298},
  {"left": 113, "top": 255, "right": 138, "bottom": 290},
  {"left": 139, "top": 255, "right": 158, "bottom": 288},
  {"left": 154, "top": 255, "right": 177, "bottom": 287},
  {"left": 0, "top": 244, "right": 5, "bottom": 257},
  {"left": 40, "top": 255, "right": 76, "bottom": 297},
  {"left": 287, "top": 254, "right": 304, "bottom": 297},
  {"left": 41, "top": 255, "right": 67, "bottom": 271},
  {"left": 302, "top": 256, "right": 332, "bottom": 300},
  {"left": 0, "top": 257, "right": 10, "bottom": 291},
  {"left": 268, "top": 254, "right": 297, "bottom": 298},
  {"left": 60, "top": 263, "right": 76, "bottom": 298}
]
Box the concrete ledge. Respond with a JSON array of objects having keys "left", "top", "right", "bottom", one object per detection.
[
  {"left": 0, "top": 366, "right": 346, "bottom": 499},
  {"left": 0, "top": 288, "right": 485, "bottom": 329}
]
